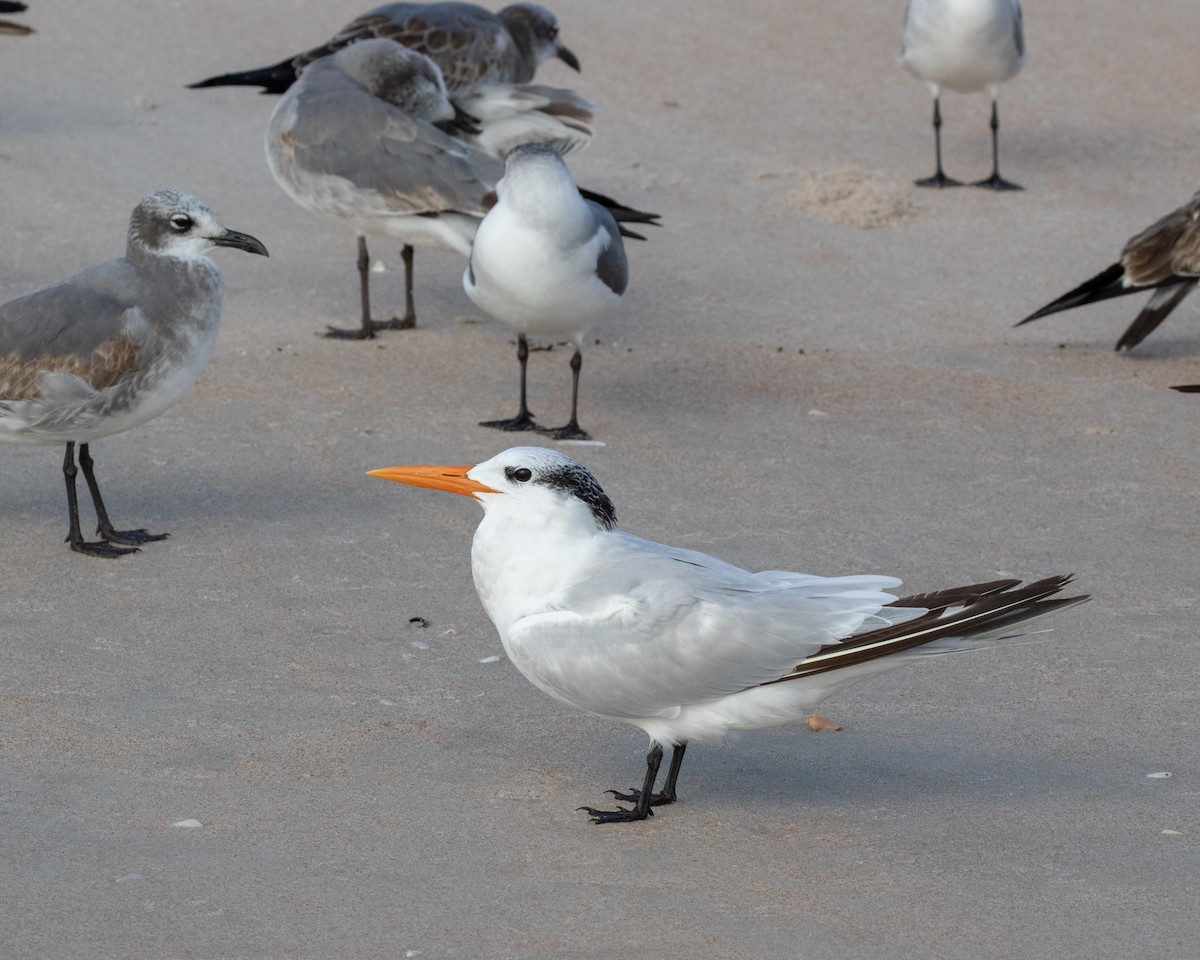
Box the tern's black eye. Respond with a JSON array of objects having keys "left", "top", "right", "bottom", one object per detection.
[
  {"left": 169, "top": 214, "right": 194, "bottom": 232},
  {"left": 507, "top": 466, "right": 533, "bottom": 483}
]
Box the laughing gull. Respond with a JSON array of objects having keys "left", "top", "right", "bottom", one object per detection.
[
  {"left": 369, "top": 446, "right": 1087, "bottom": 823},
  {"left": 0, "top": 190, "right": 268, "bottom": 557},
  {"left": 266, "top": 39, "right": 654, "bottom": 340},
  {"left": 1018, "top": 190, "right": 1200, "bottom": 350},
  {"left": 900, "top": 0, "right": 1025, "bottom": 190},
  {"left": 0, "top": 0, "right": 31, "bottom": 35},
  {"left": 189, "top": 2, "right": 580, "bottom": 95},
  {"left": 464, "top": 142, "right": 627, "bottom": 440}
]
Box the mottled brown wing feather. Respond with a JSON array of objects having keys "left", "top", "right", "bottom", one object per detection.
[
  {"left": 0, "top": 333, "right": 140, "bottom": 401},
  {"left": 1122, "top": 193, "right": 1200, "bottom": 285}
]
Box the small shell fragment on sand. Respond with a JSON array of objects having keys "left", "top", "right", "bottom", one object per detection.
[
  {"left": 172, "top": 818, "right": 204, "bottom": 829},
  {"left": 807, "top": 714, "right": 841, "bottom": 732},
  {"left": 1146, "top": 772, "right": 1172, "bottom": 779},
  {"left": 479, "top": 655, "right": 501, "bottom": 664}
]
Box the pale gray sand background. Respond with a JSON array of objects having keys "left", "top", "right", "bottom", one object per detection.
[{"left": 1, "top": 2, "right": 1197, "bottom": 958}]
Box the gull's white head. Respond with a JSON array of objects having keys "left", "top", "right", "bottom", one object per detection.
[
  {"left": 495, "top": 142, "right": 578, "bottom": 214},
  {"left": 369, "top": 446, "right": 617, "bottom": 532},
  {"left": 127, "top": 189, "right": 269, "bottom": 264}
]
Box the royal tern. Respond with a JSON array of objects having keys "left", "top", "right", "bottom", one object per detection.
[
  {"left": 464, "top": 142, "right": 628, "bottom": 439},
  {"left": 189, "top": 2, "right": 580, "bottom": 96},
  {"left": 369, "top": 446, "right": 1087, "bottom": 824},
  {"left": 1018, "top": 190, "right": 1200, "bottom": 351},
  {"left": 900, "top": 0, "right": 1025, "bottom": 190},
  {"left": 0, "top": 190, "right": 268, "bottom": 557}
]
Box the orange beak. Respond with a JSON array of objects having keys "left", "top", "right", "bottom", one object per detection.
[{"left": 367, "top": 464, "right": 502, "bottom": 499}]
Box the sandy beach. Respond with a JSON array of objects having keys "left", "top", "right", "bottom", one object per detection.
[{"left": 1, "top": 2, "right": 1197, "bottom": 957}]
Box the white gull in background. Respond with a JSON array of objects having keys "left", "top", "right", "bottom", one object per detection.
[
  {"left": 464, "top": 142, "right": 627, "bottom": 439},
  {"left": 0, "top": 190, "right": 268, "bottom": 557},
  {"left": 900, "top": 0, "right": 1025, "bottom": 190},
  {"left": 1019, "top": 189, "right": 1200, "bottom": 351},
  {"left": 369, "top": 446, "right": 1088, "bottom": 824}
]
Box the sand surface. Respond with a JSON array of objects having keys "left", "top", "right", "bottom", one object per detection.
[{"left": 2, "top": 2, "right": 1197, "bottom": 958}]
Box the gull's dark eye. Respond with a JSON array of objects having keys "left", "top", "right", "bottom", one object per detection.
[
  {"left": 169, "top": 214, "right": 193, "bottom": 232},
  {"left": 509, "top": 467, "right": 533, "bottom": 483}
]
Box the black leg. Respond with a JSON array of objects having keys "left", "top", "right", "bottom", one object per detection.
[
  {"left": 324, "top": 235, "right": 377, "bottom": 340},
  {"left": 79, "top": 442, "right": 168, "bottom": 547},
  {"left": 916, "top": 96, "right": 962, "bottom": 188},
  {"left": 606, "top": 741, "right": 688, "bottom": 807},
  {"left": 972, "top": 99, "right": 1022, "bottom": 191},
  {"left": 538, "top": 346, "right": 591, "bottom": 440},
  {"left": 580, "top": 743, "right": 666, "bottom": 824},
  {"left": 481, "top": 334, "right": 538, "bottom": 431},
  {"left": 380, "top": 244, "right": 417, "bottom": 330},
  {"left": 62, "top": 442, "right": 138, "bottom": 558}
]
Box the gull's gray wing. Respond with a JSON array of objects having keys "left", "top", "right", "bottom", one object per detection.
[
  {"left": 584, "top": 201, "right": 628, "bottom": 297},
  {"left": 273, "top": 58, "right": 502, "bottom": 215},
  {"left": 0, "top": 260, "right": 144, "bottom": 400}
]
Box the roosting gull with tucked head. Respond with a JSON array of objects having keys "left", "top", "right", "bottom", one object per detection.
[{"left": 0, "top": 190, "right": 268, "bottom": 557}]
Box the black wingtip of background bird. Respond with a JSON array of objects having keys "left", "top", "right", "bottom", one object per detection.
[
  {"left": 187, "top": 58, "right": 297, "bottom": 94},
  {"left": 1016, "top": 262, "right": 1129, "bottom": 326}
]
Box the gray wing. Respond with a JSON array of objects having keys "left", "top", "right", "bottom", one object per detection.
[
  {"left": 1013, "top": 1, "right": 1024, "bottom": 59},
  {"left": 585, "top": 201, "right": 628, "bottom": 296},
  {"left": 295, "top": 3, "right": 517, "bottom": 93},
  {"left": 277, "top": 60, "right": 502, "bottom": 214},
  {"left": 504, "top": 532, "right": 902, "bottom": 719},
  {"left": 0, "top": 260, "right": 144, "bottom": 400},
  {"left": 0, "top": 259, "right": 140, "bottom": 361}
]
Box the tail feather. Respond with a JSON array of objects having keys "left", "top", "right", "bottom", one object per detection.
[
  {"left": 187, "top": 57, "right": 298, "bottom": 94},
  {"left": 1115, "top": 279, "right": 1197, "bottom": 351},
  {"left": 764, "top": 575, "right": 1087, "bottom": 684}
]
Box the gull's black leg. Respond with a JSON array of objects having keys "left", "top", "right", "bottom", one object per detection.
[
  {"left": 606, "top": 741, "right": 688, "bottom": 807},
  {"left": 377, "top": 244, "right": 417, "bottom": 330},
  {"left": 973, "top": 99, "right": 1022, "bottom": 191},
  {"left": 79, "top": 443, "right": 168, "bottom": 547},
  {"left": 539, "top": 345, "right": 590, "bottom": 440},
  {"left": 916, "top": 96, "right": 962, "bottom": 188},
  {"left": 325, "top": 235, "right": 377, "bottom": 340},
  {"left": 62, "top": 442, "right": 137, "bottom": 558},
  {"left": 481, "top": 333, "right": 538, "bottom": 431},
  {"left": 579, "top": 743, "right": 665, "bottom": 824}
]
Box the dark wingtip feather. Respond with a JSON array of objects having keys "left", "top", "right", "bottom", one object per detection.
[
  {"left": 765, "top": 575, "right": 1088, "bottom": 685},
  {"left": 187, "top": 57, "right": 298, "bottom": 94},
  {"left": 1016, "top": 262, "right": 1129, "bottom": 326},
  {"left": 577, "top": 188, "right": 661, "bottom": 227},
  {"left": 1114, "top": 280, "right": 1196, "bottom": 351}
]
